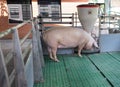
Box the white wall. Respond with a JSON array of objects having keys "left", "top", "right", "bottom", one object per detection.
[
  {"left": 32, "top": 2, "right": 88, "bottom": 17},
  {"left": 32, "top": 1, "right": 38, "bottom": 17},
  {"left": 61, "top": 2, "right": 88, "bottom": 14},
  {"left": 61, "top": 2, "right": 88, "bottom": 26}
]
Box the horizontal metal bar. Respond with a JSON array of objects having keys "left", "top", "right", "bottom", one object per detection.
[
  {"left": 0, "top": 20, "right": 31, "bottom": 38},
  {"left": 39, "top": 22, "right": 72, "bottom": 24},
  {"left": 4, "top": 51, "right": 13, "bottom": 65},
  {"left": 9, "top": 69, "right": 15, "bottom": 86},
  {"left": 100, "top": 15, "right": 120, "bottom": 18},
  {"left": 23, "top": 41, "right": 31, "bottom": 61},
  {"left": 20, "top": 30, "right": 31, "bottom": 46},
  {"left": 39, "top": 17, "right": 72, "bottom": 19},
  {"left": 38, "top": 13, "right": 73, "bottom": 16},
  {"left": 100, "top": 28, "right": 119, "bottom": 30},
  {"left": 0, "top": 29, "right": 12, "bottom": 38},
  {"left": 101, "top": 22, "right": 118, "bottom": 24},
  {"left": 12, "top": 20, "right": 31, "bottom": 30}
]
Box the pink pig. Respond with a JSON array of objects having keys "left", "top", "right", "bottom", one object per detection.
[{"left": 42, "top": 26, "right": 98, "bottom": 62}]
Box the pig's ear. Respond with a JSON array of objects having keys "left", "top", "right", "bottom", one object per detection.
[{"left": 93, "top": 41, "right": 99, "bottom": 48}]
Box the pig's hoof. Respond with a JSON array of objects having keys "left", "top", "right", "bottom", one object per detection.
[
  {"left": 54, "top": 59, "right": 60, "bottom": 62},
  {"left": 50, "top": 57, "right": 54, "bottom": 60},
  {"left": 78, "top": 54, "right": 82, "bottom": 57}
]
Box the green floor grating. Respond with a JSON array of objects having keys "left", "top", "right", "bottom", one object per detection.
[
  {"left": 63, "top": 55, "right": 111, "bottom": 87},
  {"left": 34, "top": 55, "right": 70, "bottom": 87},
  {"left": 34, "top": 52, "right": 120, "bottom": 87},
  {"left": 88, "top": 52, "right": 120, "bottom": 87}
]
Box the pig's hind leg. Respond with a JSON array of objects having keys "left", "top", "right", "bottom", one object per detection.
[
  {"left": 48, "top": 46, "right": 59, "bottom": 62},
  {"left": 47, "top": 47, "right": 54, "bottom": 60},
  {"left": 51, "top": 47, "right": 59, "bottom": 62}
]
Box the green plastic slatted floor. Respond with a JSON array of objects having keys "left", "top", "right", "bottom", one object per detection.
[{"left": 34, "top": 52, "right": 120, "bottom": 87}]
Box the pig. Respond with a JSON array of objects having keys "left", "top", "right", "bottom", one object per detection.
[{"left": 42, "top": 26, "right": 98, "bottom": 62}]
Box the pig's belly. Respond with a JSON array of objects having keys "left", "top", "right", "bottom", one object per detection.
[
  {"left": 58, "top": 45, "right": 77, "bottom": 48},
  {"left": 57, "top": 41, "right": 78, "bottom": 48}
]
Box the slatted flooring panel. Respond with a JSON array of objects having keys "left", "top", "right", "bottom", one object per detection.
[
  {"left": 63, "top": 55, "right": 111, "bottom": 87},
  {"left": 34, "top": 52, "right": 120, "bottom": 87},
  {"left": 88, "top": 52, "right": 120, "bottom": 87},
  {"left": 34, "top": 55, "right": 70, "bottom": 87}
]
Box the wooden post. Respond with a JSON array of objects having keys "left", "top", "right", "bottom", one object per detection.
[
  {"left": 12, "top": 29, "right": 27, "bottom": 87},
  {"left": 32, "top": 22, "right": 44, "bottom": 83},
  {"left": 0, "top": 43, "right": 10, "bottom": 87}
]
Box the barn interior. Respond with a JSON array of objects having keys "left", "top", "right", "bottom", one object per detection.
[{"left": 1, "top": 0, "right": 120, "bottom": 87}]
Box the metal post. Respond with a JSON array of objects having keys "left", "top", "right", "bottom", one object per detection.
[
  {"left": 0, "top": 43, "right": 10, "bottom": 87},
  {"left": 72, "top": 13, "right": 74, "bottom": 27},
  {"left": 12, "top": 29, "right": 27, "bottom": 87},
  {"left": 75, "top": 12, "right": 78, "bottom": 27},
  {"left": 32, "top": 22, "right": 44, "bottom": 83}
]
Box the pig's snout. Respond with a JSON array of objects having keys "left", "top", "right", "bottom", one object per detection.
[{"left": 84, "top": 40, "right": 99, "bottom": 50}]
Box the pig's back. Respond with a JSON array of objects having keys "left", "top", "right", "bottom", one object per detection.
[{"left": 43, "top": 26, "right": 86, "bottom": 38}]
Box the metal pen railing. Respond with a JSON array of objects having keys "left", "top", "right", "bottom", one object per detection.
[
  {"left": 0, "top": 19, "right": 44, "bottom": 87},
  {"left": 38, "top": 13, "right": 76, "bottom": 27}
]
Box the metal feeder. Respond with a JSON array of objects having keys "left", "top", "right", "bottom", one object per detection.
[{"left": 77, "top": 4, "right": 100, "bottom": 53}]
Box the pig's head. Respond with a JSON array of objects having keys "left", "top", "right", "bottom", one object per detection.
[{"left": 84, "top": 37, "right": 99, "bottom": 50}]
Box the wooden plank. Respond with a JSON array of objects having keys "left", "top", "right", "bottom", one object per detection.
[
  {"left": 12, "top": 29, "right": 27, "bottom": 87},
  {"left": 0, "top": 43, "right": 10, "bottom": 87}
]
